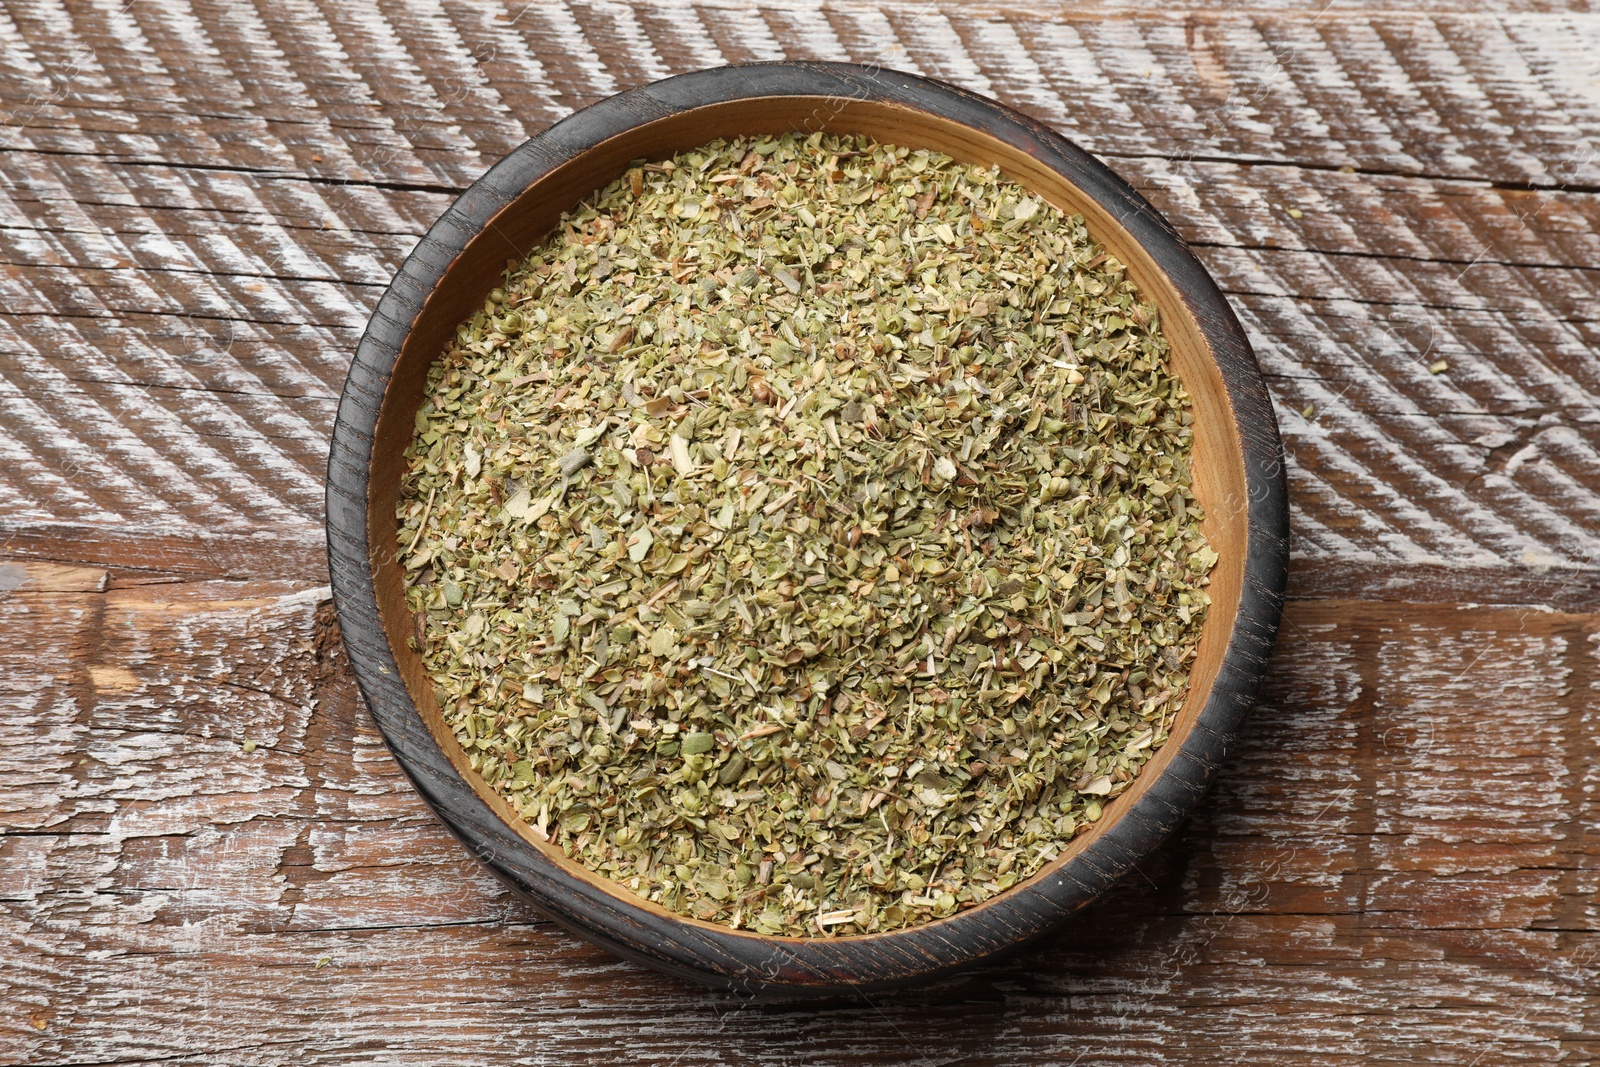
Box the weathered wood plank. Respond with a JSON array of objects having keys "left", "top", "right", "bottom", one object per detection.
[
  {"left": 3, "top": 588, "right": 1595, "bottom": 1063},
  {"left": 4, "top": 165, "right": 1593, "bottom": 593},
  {"left": 2, "top": 4, "right": 1596, "bottom": 600}
]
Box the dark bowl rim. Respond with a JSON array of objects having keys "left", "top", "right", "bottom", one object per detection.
[{"left": 326, "top": 60, "right": 1290, "bottom": 994}]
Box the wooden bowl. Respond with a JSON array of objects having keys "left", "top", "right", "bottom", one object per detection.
[{"left": 326, "top": 62, "right": 1289, "bottom": 994}]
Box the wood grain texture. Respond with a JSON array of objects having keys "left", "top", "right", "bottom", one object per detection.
[
  {"left": 1, "top": 0, "right": 1596, "bottom": 1059},
  {"left": 1, "top": 1, "right": 1596, "bottom": 601},
  {"left": 5, "top": 588, "right": 1595, "bottom": 1063}
]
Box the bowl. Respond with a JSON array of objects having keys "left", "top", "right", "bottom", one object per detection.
[{"left": 326, "top": 62, "right": 1288, "bottom": 994}]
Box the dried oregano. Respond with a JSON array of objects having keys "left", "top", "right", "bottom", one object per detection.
[{"left": 397, "top": 132, "right": 1215, "bottom": 936}]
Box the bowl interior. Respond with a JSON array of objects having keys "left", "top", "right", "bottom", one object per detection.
[{"left": 364, "top": 96, "right": 1249, "bottom": 938}]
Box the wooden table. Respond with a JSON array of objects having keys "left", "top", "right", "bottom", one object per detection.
[{"left": 3, "top": 1, "right": 1596, "bottom": 1062}]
